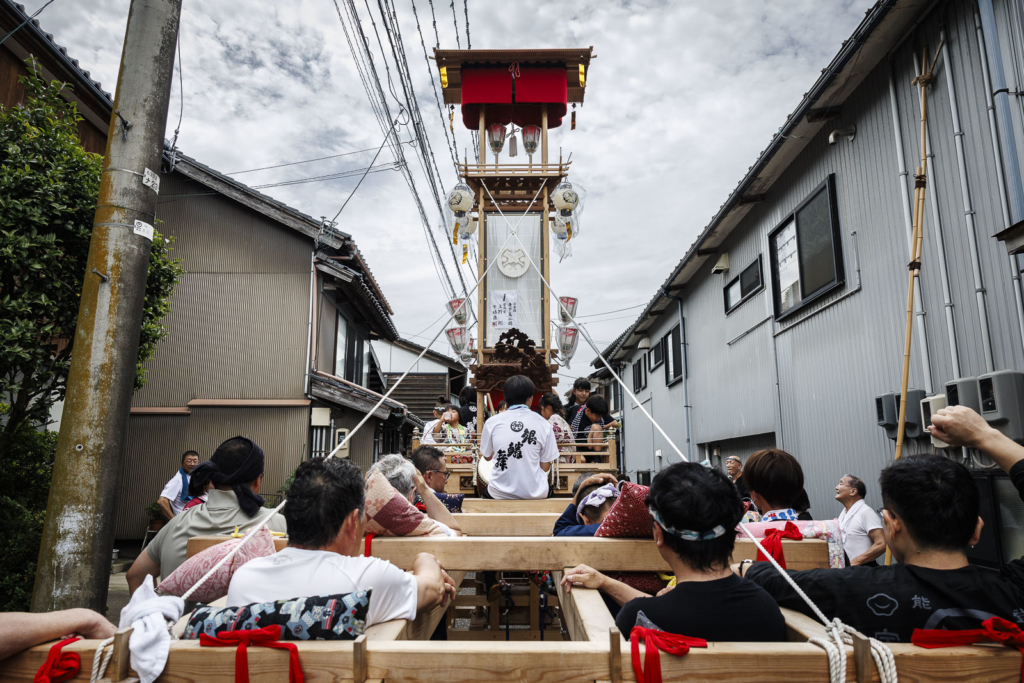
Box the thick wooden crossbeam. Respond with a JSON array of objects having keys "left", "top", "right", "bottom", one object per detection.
[
  {"left": 461, "top": 499, "right": 569, "bottom": 513},
  {"left": 457, "top": 513, "right": 560, "bottom": 536},
  {"left": 7, "top": 637, "right": 1020, "bottom": 683},
  {"left": 186, "top": 536, "right": 830, "bottom": 571}
]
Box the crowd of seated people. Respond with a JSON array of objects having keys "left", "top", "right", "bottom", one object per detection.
[{"left": 20, "top": 395, "right": 1024, "bottom": 666}]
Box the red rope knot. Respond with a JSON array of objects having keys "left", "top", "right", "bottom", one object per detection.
[
  {"left": 913, "top": 616, "right": 1024, "bottom": 680},
  {"left": 508, "top": 61, "right": 520, "bottom": 78},
  {"left": 757, "top": 521, "right": 802, "bottom": 569},
  {"left": 33, "top": 637, "right": 81, "bottom": 683},
  {"left": 199, "top": 625, "right": 304, "bottom": 683},
  {"left": 630, "top": 627, "right": 707, "bottom": 683}
]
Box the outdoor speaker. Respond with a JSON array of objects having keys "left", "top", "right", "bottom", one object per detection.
[
  {"left": 876, "top": 392, "right": 898, "bottom": 440},
  {"left": 945, "top": 376, "right": 981, "bottom": 413},
  {"left": 978, "top": 370, "right": 1024, "bottom": 444}
]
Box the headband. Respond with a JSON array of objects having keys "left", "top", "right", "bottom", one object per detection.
[
  {"left": 649, "top": 507, "right": 727, "bottom": 542},
  {"left": 577, "top": 483, "right": 619, "bottom": 523}
]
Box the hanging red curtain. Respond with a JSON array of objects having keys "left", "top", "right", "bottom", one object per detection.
[{"left": 460, "top": 65, "right": 567, "bottom": 129}]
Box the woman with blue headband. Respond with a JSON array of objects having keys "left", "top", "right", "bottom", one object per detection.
[{"left": 560, "top": 462, "right": 786, "bottom": 641}]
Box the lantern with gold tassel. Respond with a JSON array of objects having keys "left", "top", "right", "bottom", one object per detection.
[{"left": 447, "top": 182, "right": 474, "bottom": 244}]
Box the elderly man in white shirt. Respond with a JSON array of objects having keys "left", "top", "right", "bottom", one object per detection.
[
  {"left": 156, "top": 450, "right": 200, "bottom": 520},
  {"left": 835, "top": 474, "right": 886, "bottom": 566},
  {"left": 227, "top": 457, "right": 455, "bottom": 626}
]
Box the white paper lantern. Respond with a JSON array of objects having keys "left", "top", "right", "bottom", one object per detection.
[
  {"left": 448, "top": 183, "right": 474, "bottom": 215},
  {"left": 458, "top": 215, "right": 478, "bottom": 241},
  {"left": 552, "top": 181, "right": 579, "bottom": 216},
  {"left": 558, "top": 296, "right": 578, "bottom": 324},
  {"left": 447, "top": 298, "right": 468, "bottom": 325},
  {"left": 446, "top": 327, "right": 469, "bottom": 356},
  {"left": 555, "top": 325, "right": 580, "bottom": 368}
]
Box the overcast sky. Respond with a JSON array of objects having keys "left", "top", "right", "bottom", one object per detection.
[{"left": 28, "top": 0, "right": 875, "bottom": 377}]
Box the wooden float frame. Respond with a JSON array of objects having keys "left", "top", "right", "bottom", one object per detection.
[{"left": 6, "top": 532, "right": 1021, "bottom": 682}]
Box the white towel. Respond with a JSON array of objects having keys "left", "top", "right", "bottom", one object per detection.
[{"left": 118, "top": 575, "right": 184, "bottom": 683}]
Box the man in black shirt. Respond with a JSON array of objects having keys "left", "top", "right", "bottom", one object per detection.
[
  {"left": 562, "top": 462, "right": 786, "bottom": 642},
  {"left": 740, "top": 412, "right": 1024, "bottom": 643}
]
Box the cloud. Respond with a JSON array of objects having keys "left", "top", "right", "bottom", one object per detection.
[{"left": 25, "top": 0, "right": 874, "bottom": 363}]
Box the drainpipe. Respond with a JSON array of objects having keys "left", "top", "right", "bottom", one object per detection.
[
  {"left": 976, "top": 9, "right": 1024, "bottom": 354},
  {"left": 938, "top": 31, "right": 995, "bottom": 373},
  {"left": 978, "top": 0, "right": 1024, "bottom": 221},
  {"left": 304, "top": 252, "right": 315, "bottom": 394},
  {"left": 889, "top": 66, "right": 938, "bottom": 390},
  {"left": 663, "top": 289, "right": 693, "bottom": 462},
  {"left": 914, "top": 51, "right": 964, "bottom": 379}
]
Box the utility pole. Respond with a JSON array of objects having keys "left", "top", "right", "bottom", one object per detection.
[{"left": 32, "top": 0, "right": 182, "bottom": 613}]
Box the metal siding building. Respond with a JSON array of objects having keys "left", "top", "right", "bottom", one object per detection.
[{"left": 601, "top": 0, "right": 1024, "bottom": 519}]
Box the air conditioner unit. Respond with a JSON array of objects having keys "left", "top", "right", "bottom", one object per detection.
[{"left": 334, "top": 428, "right": 351, "bottom": 458}]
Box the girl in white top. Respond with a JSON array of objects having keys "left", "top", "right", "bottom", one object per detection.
[
  {"left": 539, "top": 393, "right": 575, "bottom": 463},
  {"left": 480, "top": 376, "right": 559, "bottom": 500}
]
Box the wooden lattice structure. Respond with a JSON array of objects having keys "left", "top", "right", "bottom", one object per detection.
[{"left": 6, "top": 505, "right": 1019, "bottom": 681}]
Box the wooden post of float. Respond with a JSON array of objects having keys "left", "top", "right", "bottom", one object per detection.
[
  {"left": 542, "top": 185, "right": 551, "bottom": 363},
  {"left": 541, "top": 104, "right": 549, "bottom": 170},
  {"left": 479, "top": 105, "right": 487, "bottom": 170},
  {"left": 476, "top": 185, "right": 486, "bottom": 430}
]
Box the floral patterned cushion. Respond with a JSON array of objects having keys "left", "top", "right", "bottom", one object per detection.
[
  {"left": 157, "top": 526, "right": 276, "bottom": 603},
  {"left": 183, "top": 590, "right": 371, "bottom": 640},
  {"left": 364, "top": 471, "right": 446, "bottom": 537},
  {"left": 595, "top": 482, "right": 653, "bottom": 538}
]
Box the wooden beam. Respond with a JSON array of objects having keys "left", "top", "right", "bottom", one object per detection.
[
  {"left": 186, "top": 398, "right": 311, "bottom": 407},
  {"left": 556, "top": 575, "right": 617, "bottom": 643},
  {"left": 457, "top": 513, "right": 560, "bottom": 536},
  {"left": 6, "top": 637, "right": 1023, "bottom": 682},
  {"left": 366, "top": 537, "right": 828, "bottom": 572},
  {"left": 461, "top": 499, "right": 569, "bottom": 513},
  {"left": 187, "top": 535, "right": 829, "bottom": 571}
]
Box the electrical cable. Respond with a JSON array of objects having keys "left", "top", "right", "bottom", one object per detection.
[
  {"left": 573, "top": 303, "right": 646, "bottom": 319},
  {"left": 462, "top": 0, "right": 471, "bottom": 49},
  {"left": 226, "top": 141, "right": 415, "bottom": 175},
  {"left": 449, "top": 0, "right": 461, "bottom": 48},
  {"left": 331, "top": 114, "right": 405, "bottom": 221},
  {"left": 0, "top": 0, "right": 56, "bottom": 48},
  {"left": 333, "top": 0, "right": 458, "bottom": 302},
  {"left": 411, "top": 0, "right": 460, "bottom": 171},
  {"left": 251, "top": 161, "right": 401, "bottom": 190}
]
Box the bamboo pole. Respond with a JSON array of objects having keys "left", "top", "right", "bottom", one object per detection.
[{"left": 888, "top": 43, "right": 942, "bottom": 567}]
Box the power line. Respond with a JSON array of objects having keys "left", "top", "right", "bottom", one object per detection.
[
  {"left": 573, "top": 303, "right": 647, "bottom": 319},
  {"left": 330, "top": 119, "right": 403, "bottom": 221},
  {"left": 250, "top": 161, "right": 401, "bottom": 191},
  {"left": 226, "top": 141, "right": 414, "bottom": 175},
  {"left": 411, "top": 0, "right": 459, "bottom": 172},
  {"left": 0, "top": 0, "right": 56, "bottom": 48},
  {"left": 333, "top": 0, "right": 457, "bottom": 303},
  {"left": 462, "top": 0, "right": 471, "bottom": 49},
  {"left": 449, "top": 0, "right": 461, "bottom": 48}
]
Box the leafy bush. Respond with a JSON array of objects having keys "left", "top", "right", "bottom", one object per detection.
[{"left": 0, "top": 62, "right": 182, "bottom": 460}]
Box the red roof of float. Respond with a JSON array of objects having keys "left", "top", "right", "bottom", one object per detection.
[{"left": 434, "top": 47, "right": 594, "bottom": 130}]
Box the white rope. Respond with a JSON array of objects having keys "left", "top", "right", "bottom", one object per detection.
[
  {"left": 478, "top": 180, "right": 688, "bottom": 462},
  {"left": 179, "top": 180, "right": 550, "bottom": 603},
  {"left": 90, "top": 637, "right": 114, "bottom": 683},
  {"left": 736, "top": 524, "right": 898, "bottom": 683}
]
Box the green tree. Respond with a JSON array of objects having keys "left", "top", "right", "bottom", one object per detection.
[{"left": 0, "top": 63, "right": 182, "bottom": 459}]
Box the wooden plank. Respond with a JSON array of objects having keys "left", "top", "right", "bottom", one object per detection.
[
  {"left": 5, "top": 637, "right": 1023, "bottom": 682},
  {"left": 446, "top": 630, "right": 565, "bottom": 641},
  {"left": 367, "top": 537, "right": 828, "bottom": 572},
  {"left": 461, "top": 499, "right": 573, "bottom": 513},
  {"left": 781, "top": 607, "right": 828, "bottom": 642},
  {"left": 187, "top": 535, "right": 828, "bottom": 571},
  {"left": 457, "top": 513, "right": 559, "bottom": 536},
  {"left": 403, "top": 571, "right": 466, "bottom": 640}
]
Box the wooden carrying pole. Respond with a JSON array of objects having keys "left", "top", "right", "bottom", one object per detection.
[{"left": 888, "top": 43, "right": 942, "bottom": 566}]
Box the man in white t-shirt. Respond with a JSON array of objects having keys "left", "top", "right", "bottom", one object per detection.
[
  {"left": 835, "top": 474, "right": 886, "bottom": 566},
  {"left": 227, "top": 457, "right": 455, "bottom": 626},
  {"left": 156, "top": 450, "right": 199, "bottom": 520},
  {"left": 480, "top": 375, "right": 559, "bottom": 500}
]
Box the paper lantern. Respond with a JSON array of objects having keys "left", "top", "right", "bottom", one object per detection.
[
  {"left": 446, "top": 327, "right": 469, "bottom": 356},
  {"left": 555, "top": 325, "right": 580, "bottom": 368},
  {"left": 521, "top": 125, "right": 541, "bottom": 158},
  {"left": 447, "top": 299, "right": 468, "bottom": 326},
  {"left": 552, "top": 181, "right": 579, "bottom": 216},
  {"left": 487, "top": 123, "right": 507, "bottom": 155},
  {"left": 558, "top": 296, "right": 578, "bottom": 324}
]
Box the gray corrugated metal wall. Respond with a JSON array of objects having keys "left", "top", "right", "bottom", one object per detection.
[
  {"left": 618, "top": 0, "right": 1024, "bottom": 519},
  {"left": 114, "top": 407, "right": 308, "bottom": 539},
  {"left": 116, "top": 173, "right": 316, "bottom": 539},
  {"left": 134, "top": 174, "right": 311, "bottom": 405}
]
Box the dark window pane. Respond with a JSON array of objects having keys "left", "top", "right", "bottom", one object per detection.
[
  {"left": 670, "top": 325, "right": 682, "bottom": 380},
  {"left": 740, "top": 259, "right": 761, "bottom": 297},
  {"left": 795, "top": 187, "right": 836, "bottom": 296}
]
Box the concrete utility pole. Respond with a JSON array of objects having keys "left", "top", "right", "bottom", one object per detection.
[{"left": 32, "top": 0, "right": 182, "bottom": 613}]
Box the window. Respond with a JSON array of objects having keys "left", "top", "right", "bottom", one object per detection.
[
  {"left": 724, "top": 256, "right": 764, "bottom": 313},
  {"left": 362, "top": 340, "right": 372, "bottom": 388},
  {"left": 632, "top": 356, "right": 647, "bottom": 392},
  {"left": 334, "top": 313, "right": 348, "bottom": 379},
  {"left": 648, "top": 337, "right": 665, "bottom": 370},
  {"left": 665, "top": 324, "right": 683, "bottom": 383},
  {"left": 768, "top": 175, "right": 844, "bottom": 319}
]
